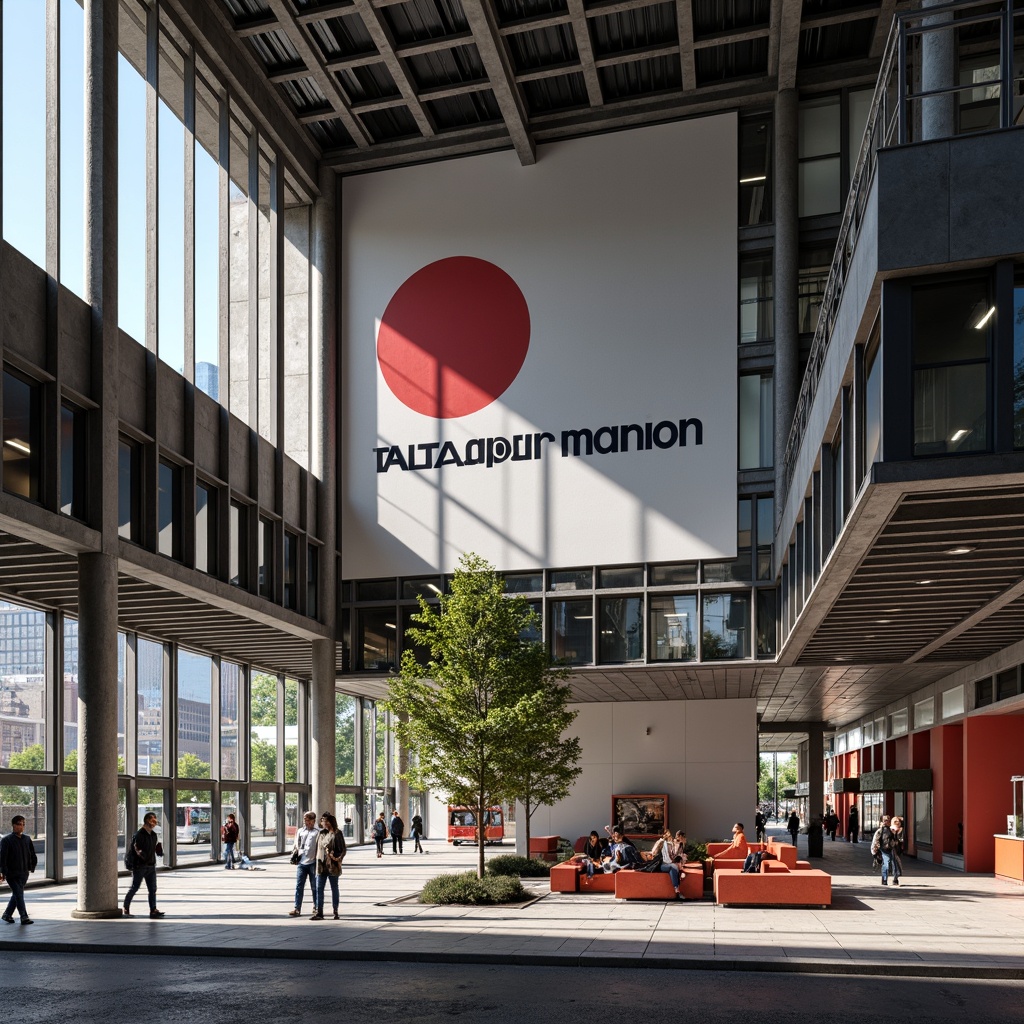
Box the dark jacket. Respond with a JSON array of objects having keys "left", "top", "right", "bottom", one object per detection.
[
  {"left": 0, "top": 831, "right": 37, "bottom": 877},
  {"left": 132, "top": 827, "right": 163, "bottom": 867},
  {"left": 411, "top": 815, "right": 424, "bottom": 837},
  {"left": 222, "top": 821, "right": 239, "bottom": 844},
  {"left": 583, "top": 837, "right": 609, "bottom": 860},
  {"left": 389, "top": 814, "right": 405, "bottom": 838}
]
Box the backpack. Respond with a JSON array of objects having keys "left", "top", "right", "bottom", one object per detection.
[
  {"left": 372, "top": 820, "right": 386, "bottom": 839},
  {"left": 879, "top": 826, "right": 894, "bottom": 853},
  {"left": 124, "top": 835, "right": 140, "bottom": 871}
]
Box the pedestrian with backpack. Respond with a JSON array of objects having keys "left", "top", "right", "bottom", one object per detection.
[
  {"left": 871, "top": 814, "right": 899, "bottom": 886},
  {"left": 371, "top": 812, "right": 387, "bottom": 858},
  {"left": 123, "top": 812, "right": 165, "bottom": 918}
]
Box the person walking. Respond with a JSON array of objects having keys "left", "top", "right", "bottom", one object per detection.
[
  {"left": 389, "top": 809, "right": 405, "bottom": 855},
  {"left": 847, "top": 804, "right": 859, "bottom": 844},
  {"left": 891, "top": 816, "right": 906, "bottom": 880},
  {"left": 787, "top": 810, "right": 800, "bottom": 847},
  {"left": 221, "top": 813, "right": 239, "bottom": 870},
  {"left": 411, "top": 813, "right": 425, "bottom": 853},
  {"left": 123, "top": 812, "right": 165, "bottom": 918},
  {"left": 824, "top": 806, "right": 839, "bottom": 841},
  {"left": 754, "top": 809, "right": 767, "bottom": 845},
  {"left": 0, "top": 815, "right": 38, "bottom": 925},
  {"left": 371, "top": 812, "right": 387, "bottom": 858},
  {"left": 312, "top": 812, "right": 346, "bottom": 920},
  {"left": 871, "top": 814, "right": 899, "bottom": 886},
  {"left": 288, "top": 812, "right": 320, "bottom": 917}
]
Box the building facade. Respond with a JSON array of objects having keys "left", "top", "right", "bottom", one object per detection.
[{"left": 0, "top": 0, "right": 1022, "bottom": 915}]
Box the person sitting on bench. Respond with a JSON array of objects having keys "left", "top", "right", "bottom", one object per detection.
[
  {"left": 603, "top": 828, "right": 643, "bottom": 871},
  {"left": 712, "top": 822, "right": 749, "bottom": 863},
  {"left": 575, "top": 830, "right": 610, "bottom": 878}
]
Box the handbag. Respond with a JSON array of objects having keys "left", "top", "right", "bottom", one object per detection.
[{"left": 290, "top": 848, "right": 301, "bottom": 865}]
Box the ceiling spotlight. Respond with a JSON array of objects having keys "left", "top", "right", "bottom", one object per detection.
[
  {"left": 973, "top": 305, "right": 996, "bottom": 330},
  {"left": 739, "top": 175, "right": 766, "bottom": 184},
  {"left": 876, "top": 619, "right": 892, "bottom": 624},
  {"left": 944, "top": 545, "right": 975, "bottom": 556},
  {"left": 916, "top": 579, "right": 935, "bottom": 586}
]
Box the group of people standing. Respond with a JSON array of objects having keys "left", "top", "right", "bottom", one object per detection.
[
  {"left": 370, "top": 810, "right": 425, "bottom": 857},
  {"left": 289, "top": 811, "right": 347, "bottom": 920},
  {"left": 870, "top": 814, "right": 905, "bottom": 886}
]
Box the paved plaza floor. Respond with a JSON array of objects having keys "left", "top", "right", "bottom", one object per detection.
[{"left": 3, "top": 827, "right": 1022, "bottom": 978}]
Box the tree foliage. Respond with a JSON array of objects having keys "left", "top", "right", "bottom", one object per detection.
[{"left": 385, "top": 553, "right": 580, "bottom": 879}]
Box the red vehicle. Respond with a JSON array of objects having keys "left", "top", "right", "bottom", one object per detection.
[{"left": 447, "top": 806, "right": 504, "bottom": 845}]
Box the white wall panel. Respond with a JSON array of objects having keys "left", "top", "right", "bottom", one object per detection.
[{"left": 341, "top": 114, "right": 738, "bottom": 576}]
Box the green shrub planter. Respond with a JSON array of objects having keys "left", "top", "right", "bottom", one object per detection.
[
  {"left": 420, "top": 871, "right": 529, "bottom": 905},
  {"left": 486, "top": 855, "right": 551, "bottom": 877}
]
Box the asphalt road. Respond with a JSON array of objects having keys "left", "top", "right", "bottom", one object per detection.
[{"left": 1, "top": 954, "right": 1021, "bottom": 1023}]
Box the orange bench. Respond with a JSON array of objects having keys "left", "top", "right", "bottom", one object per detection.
[
  {"left": 713, "top": 863, "right": 831, "bottom": 907},
  {"left": 613, "top": 862, "right": 704, "bottom": 901},
  {"left": 550, "top": 861, "right": 617, "bottom": 893},
  {"left": 707, "top": 841, "right": 765, "bottom": 872}
]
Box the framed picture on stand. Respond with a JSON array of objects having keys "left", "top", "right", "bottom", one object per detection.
[{"left": 611, "top": 794, "right": 668, "bottom": 838}]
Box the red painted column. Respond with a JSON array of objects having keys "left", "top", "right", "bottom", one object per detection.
[
  {"left": 963, "top": 716, "right": 1024, "bottom": 873},
  {"left": 931, "top": 724, "right": 963, "bottom": 865}
]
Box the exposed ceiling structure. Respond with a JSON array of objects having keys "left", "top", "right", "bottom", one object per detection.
[{"left": 171, "top": 0, "right": 904, "bottom": 175}]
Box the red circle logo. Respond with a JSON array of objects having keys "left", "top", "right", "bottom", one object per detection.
[{"left": 377, "top": 257, "right": 530, "bottom": 419}]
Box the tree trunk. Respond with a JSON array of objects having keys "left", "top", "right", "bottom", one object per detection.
[
  {"left": 477, "top": 800, "right": 486, "bottom": 879},
  {"left": 523, "top": 795, "right": 532, "bottom": 860}
]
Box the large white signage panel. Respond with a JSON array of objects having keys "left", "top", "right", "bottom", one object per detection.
[{"left": 341, "top": 113, "right": 738, "bottom": 577}]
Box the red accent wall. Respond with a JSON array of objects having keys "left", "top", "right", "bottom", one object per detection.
[
  {"left": 910, "top": 731, "right": 930, "bottom": 769},
  {"left": 963, "top": 716, "right": 1024, "bottom": 873},
  {"left": 931, "top": 724, "right": 963, "bottom": 865},
  {"left": 895, "top": 736, "right": 909, "bottom": 769}
]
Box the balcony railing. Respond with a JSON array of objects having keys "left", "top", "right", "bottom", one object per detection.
[{"left": 780, "top": 0, "right": 1023, "bottom": 507}]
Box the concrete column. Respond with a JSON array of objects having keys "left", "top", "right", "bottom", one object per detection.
[
  {"left": 921, "top": 0, "right": 955, "bottom": 141},
  {"left": 74, "top": 554, "right": 121, "bottom": 917},
  {"left": 309, "top": 164, "right": 338, "bottom": 818},
  {"left": 806, "top": 725, "right": 825, "bottom": 858},
  {"left": 310, "top": 638, "right": 336, "bottom": 817},
  {"left": 72, "top": 0, "right": 120, "bottom": 919},
  {"left": 773, "top": 88, "right": 800, "bottom": 521}
]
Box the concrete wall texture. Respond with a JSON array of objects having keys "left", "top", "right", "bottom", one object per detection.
[{"left": 528, "top": 697, "right": 757, "bottom": 846}]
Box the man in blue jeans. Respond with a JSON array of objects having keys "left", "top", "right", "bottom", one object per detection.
[
  {"left": 0, "top": 815, "right": 38, "bottom": 925},
  {"left": 289, "top": 812, "right": 319, "bottom": 916}
]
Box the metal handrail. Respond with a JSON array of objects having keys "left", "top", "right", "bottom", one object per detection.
[{"left": 778, "top": 0, "right": 1019, "bottom": 508}]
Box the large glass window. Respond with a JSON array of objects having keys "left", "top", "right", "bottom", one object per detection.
[
  {"left": 798, "top": 247, "right": 833, "bottom": 335},
  {"left": 865, "top": 335, "right": 882, "bottom": 468},
  {"left": 550, "top": 599, "right": 593, "bottom": 665},
  {"left": 118, "top": 50, "right": 147, "bottom": 342},
  {"left": 229, "top": 501, "right": 248, "bottom": 587},
  {"left": 847, "top": 88, "right": 873, "bottom": 180},
  {"left": 400, "top": 606, "right": 431, "bottom": 666},
  {"left": 756, "top": 497, "right": 774, "bottom": 580},
  {"left": 118, "top": 440, "right": 139, "bottom": 541},
  {"left": 195, "top": 483, "right": 216, "bottom": 574},
  {"left": 258, "top": 517, "right": 274, "bottom": 599},
  {"left": 914, "top": 790, "right": 933, "bottom": 846},
  {"left": 599, "top": 597, "right": 643, "bottom": 662},
  {"left": 335, "top": 693, "right": 356, "bottom": 785},
  {"left": 284, "top": 532, "right": 298, "bottom": 610},
  {"left": 60, "top": 404, "right": 87, "bottom": 519},
  {"left": 358, "top": 610, "right": 397, "bottom": 672},
  {"left": 0, "top": 602, "right": 47, "bottom": 769},
  {"left": 739, "top": 115, "right": 772, "bottom": 227},
  {"left": 177, "top": 650, "right": 212, "bottom": 777},
  {"left": 756, "top": 589, "right": 778, "bottom": 658},
  {"left": 739, "top": 255, "right": 773, "bottom": 343},
  {"left": 739, "top": 373, "right": 774, "bottom": 469},
  {"left": 3, "top": 372, "right": 40, "bottom": 500},
  {"left": 157, "top": 85, "right": 186, "bottom": 375},
  {"left": 59, "top": 0, "right": 86, "bottom": 299},
  {"left": 250, "top": 672, "right": 279, "bottom": 783},
  {"left": 63, "top": 617, "right": 80, "bottom": 766},
  {"left": 158, "top": 460, "right": 181, "bottom": 559},
  {"left": 550, "top": 569, "right": 593, "bottom": 591},
  {"left": 194, "top": 76, "right": 220, "bottom": 400},
  {"left": 2, "top": 2, "right": 45, "bottom": 267},
  {"left": 307, "top": 545, "right": 319, "bottom": 618},
  {"left": 284, "top": 677, "right": 299, "bottom": 783},
  {"left": 598, "top": 567, "right": 643, "bottom": 589},
  {"left": 249, "top": 790, "right": 278, "bottom": 856},
  {"left": 137, "top": 638, "right": 164, "bottom": 776},
  {"left": 649, "top": 594, "right": 697, "bottom": 662},
  {"left": 702, "top": 593, "right": 751, "bottom": 660},
  {"left": 912, "top": 279, "right": 990, "bottom": 456},
  {"left": 220, "top": 661, "right": 242, "bottom": 781},
  {"left": 799, "top": 94, "right": 841, "bottom": 217},
  {"left": 649, "top": 564, "right": 697, "bottom": 586}
]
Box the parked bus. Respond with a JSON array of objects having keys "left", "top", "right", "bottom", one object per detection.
[{"left": 447, "top": 806, "right": 504, "bottom": 845}]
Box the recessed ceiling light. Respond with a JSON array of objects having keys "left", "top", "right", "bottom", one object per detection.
[
  {"left": 916, "top": 579, "right": 935, "bottom": 585},
  {"left": 945, "top": 545, "right": 975, "bottom": 555},
  {"left": 876, "top": 619, "right": 892, "bottom": 624}
]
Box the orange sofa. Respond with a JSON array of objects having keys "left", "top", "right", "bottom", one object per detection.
[
  {"left": 713, "top": 862, "right": 831, "bottom": 907},
  {"left": 550, "top": 860, "right": 703, "bottom": 899}
]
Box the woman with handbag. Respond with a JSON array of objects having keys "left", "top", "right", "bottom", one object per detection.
[
  {"left": 312, "top": 812, "right": 347, "bottom": 920},
  {"left": 649, "top": 828, "right": 682, "bottom": 896}
]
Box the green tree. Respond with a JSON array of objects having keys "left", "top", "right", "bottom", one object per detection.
[
  {"left": 502, "top": 662, "right": 580, "bottom": 855},
  {"left": 758, "top": 755, "right": 774, "bottom": 805},
  {"left": 335, "top": 697, "right": 356, "bottom": 785},
  {"left": 250, "top": 673, "right": 298, "bottom": 726},
  {"left": 385, "top": 553, "right": 575, "bottom": 879}
]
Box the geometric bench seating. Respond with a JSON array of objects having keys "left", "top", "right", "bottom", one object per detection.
[{"left": 713, "top": 864, "right": 831, "bottom": 907}]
